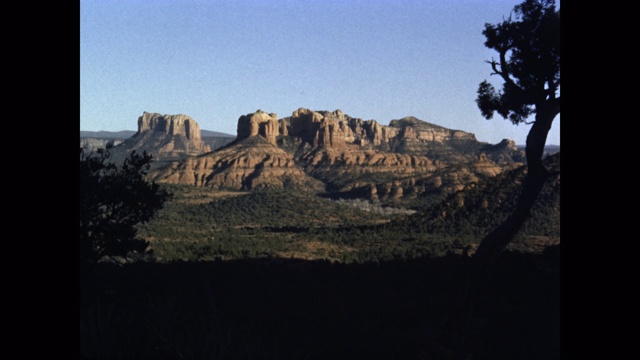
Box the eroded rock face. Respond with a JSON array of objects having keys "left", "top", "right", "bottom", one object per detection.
[
  {"left": 237, "top": 110, "right": 280, "bottom": 145},
  {"left": 136, "top": 112, "right": 211, "bottom": 154},
  {"left": 388, "top": 117, "right": 476, "bottom": 143},
  {"left": 138, "top": 112, "right": 208, "bottom": 150},
  {"left": 149, "top": 107, "right": 525, "bottom": 204},
  {"left": 236, "top": 108, "right": 485, "bottom": 154},
  {"left": 107, "top": 112, "right": 211, "bottom": 164},
  {"left": 152, "top": 136, "right": 325, "bottom": 192},
  {"left": 282, "top": 109, "right": 480, "bottom": 150}
]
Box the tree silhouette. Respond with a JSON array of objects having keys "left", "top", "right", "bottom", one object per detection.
[
  {"left": 474, "top": 0, "right": 560, "bottom": 262},
  {"left": 79, "top": 147, "right": 171, "bottom": 267},
  {"left": 442, "top": 4, "right": 560, "bottom": 355}
]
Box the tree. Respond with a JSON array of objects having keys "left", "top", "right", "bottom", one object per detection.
[
  {"left": 79, "top": 147, "right": 171, "bottom": 266},
  {"left": 440, "top": 3, "right": 560, "bottom": 358},
  {"left": 474, "top": 0, "right": 560, "bottom": 262}
]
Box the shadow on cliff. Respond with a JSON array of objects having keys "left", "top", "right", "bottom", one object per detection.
[{"left": 80, "top": 250, "right": 559, "bottom": 360}]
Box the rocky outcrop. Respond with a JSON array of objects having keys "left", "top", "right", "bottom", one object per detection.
[
  {"left": 284, "top": 109, "right": 479, "bottom": 151},
  {"left": 149, "top": 107, "right": 525, "bottom": 205},
  {"left": 152, "top": 136, "right": 324, "bottom": 192},
  {"left": 481, "top": 139, "right": 525, "bottom": 165},
  {"left": 235, "top": 108, "right": 491, "bottom": 156},
  {"left": 389, "top": 117, "right": 476, "bottom": 143},
  {"left": 362, "top": 119, "right": 399, "bottom": 145},
  {"left": 137, "top": 112, "right": 210, "bottom": 153},
  {"left": 284, "top": 108, "right": 349, "bottom": 149},
  {"left": 237, "top": 110, "right": 280, "bottom": 145},
  {"left": 267, "top": 108, "right": 520, "bottom": 203},
  {"left": 105, "top": 112, "right": 212, "bottom": 165},
  {"left": 299, "top": 145, "right": 507, "bottom": 203}
]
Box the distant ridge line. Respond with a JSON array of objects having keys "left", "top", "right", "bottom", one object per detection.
[
  {"left": 516, "top": 144, "right": 560, "bottom": 155},
  {"left": 80, "top": 129, "right": 236, "bottom": 139},
  {"left": 80, "top": 130, "right": 136, "bottom": 139}
]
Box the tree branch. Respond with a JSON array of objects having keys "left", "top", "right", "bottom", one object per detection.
[
  {"left": 486, "top": 48, "right": 525, "bottom": 97},
  {"left": 499, "top": 48, "right": 521, "bottom": 91},
  {"left": 487, "top": 59, "right": 502, "bottom": 76}
]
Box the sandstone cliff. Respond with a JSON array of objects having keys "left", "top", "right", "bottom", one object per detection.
[
  {"left": 237, "top": 110, "right": 280, "bottom": 145},
  {"left": 136, "top": 112, "right": 210, "bottom": 153},
  {"left": 237, "top": 108, "right": 504, "bottom": 158},
  {"left": 388, "top": 117, "right": 476, "bottom": 142},
  {"left": 150, "top": 108, "right": 524, "bottom": 205},
  {"left": 281, "top": 108, "right": 520, "bottom": 203},
  {"left": 152, "top": 136, "right": 324, "bottom": 192},
  {"left": 107, "top": 112, "right": 212, "bottom": 164}
]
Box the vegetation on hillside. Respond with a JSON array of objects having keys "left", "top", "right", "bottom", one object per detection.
[
  {"left": 82, "top": 150, "right": 560, "bottom": 359},
  {"left": 136, "top": 152, "right": 558, "bottom": 263},
  {"left": 80, "top": 2, "right": 560, "bottom": 358},
  {"left": 137, "top": 187, "right": 417, "bottom": 262},
  {"left": 398, "top": 152, "right": 560, "bottom": 244},
  {"left": 79, "top": 147, "right": 171, "bottom": 267}
]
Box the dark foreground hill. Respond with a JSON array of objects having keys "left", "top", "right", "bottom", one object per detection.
[{"left": 81, "top": 252, "right": 560, "bottom": 360}]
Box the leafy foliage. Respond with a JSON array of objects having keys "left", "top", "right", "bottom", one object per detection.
[
  {"left": 79, "top": 147, "right": 171, "bottom": 265},
  {"left": 476, "top": 0, "right": 560, "bottom": 124},
  {"left": 472, "top": 0, "right": 560, "bottom": 263}
]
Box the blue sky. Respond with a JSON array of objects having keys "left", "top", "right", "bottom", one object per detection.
[{"left": 80, "top": 0, "right": 560, "bottom": 145}]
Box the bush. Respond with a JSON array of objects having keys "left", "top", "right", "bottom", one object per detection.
[{"left": 79, "top": 147, "right": 171, "bottom": 266}]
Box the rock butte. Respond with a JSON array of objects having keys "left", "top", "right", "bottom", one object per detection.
[
  {"left": 136, "top": 112, "right": 211, "bottom": 155},
  {"left": 235, "top": 108, "right": 480, "bottom": 149},
  {"left": 104, "top": 112, "right": 212, "bottom": 165},
  {"left": 148, "top": 108, "right": 525, "bottom": 202}
]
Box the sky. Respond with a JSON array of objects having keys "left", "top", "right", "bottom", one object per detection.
[{"left": 80, "top": 0, "right": 560, "bottom": 145}]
